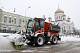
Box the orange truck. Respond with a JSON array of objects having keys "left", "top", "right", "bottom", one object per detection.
[
  {"left": 12, "top": 18, "right": 61, "bottom": 50},
  {"left": 26, "top": 18, "right": 61, "bottom": 46}
]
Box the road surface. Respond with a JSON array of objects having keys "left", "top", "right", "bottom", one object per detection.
[{"left": 1, "top": 41, "right": 80, "bottom": 53}]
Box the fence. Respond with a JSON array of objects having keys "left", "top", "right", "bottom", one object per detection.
[{"left": 0, "top": 29, "right": 17, "bottom": 33}]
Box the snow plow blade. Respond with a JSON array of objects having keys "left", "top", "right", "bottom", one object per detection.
[{"left": 12, "top": 42, "right": 24, "bottom": 50}]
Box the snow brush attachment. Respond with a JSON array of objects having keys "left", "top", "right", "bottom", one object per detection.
[{"left": 12, "top": 42, "right": 24, "bottom": 50}]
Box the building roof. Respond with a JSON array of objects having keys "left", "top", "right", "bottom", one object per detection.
[
  {"left": 48, "top": 17, "right": 52, "bottom": 19},
  {"left": 63, "top": 14, "right": 66, "bottom": 16},
  {"left": 67, "top": 16, "right": 71, "bottom": 19},
  {"left": 0, "top": 8, "right": 30, "bottom": 18},
  {"left": 55, "top": 9, "right": 64, "bottom": 14}
]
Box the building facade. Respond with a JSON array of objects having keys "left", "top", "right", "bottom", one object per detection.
[
  {"left": 48, "top": 8, "right": 75, "bottom": 35},
  {"left": 0, "top": 8, "right": 30, "bottom": 33}
]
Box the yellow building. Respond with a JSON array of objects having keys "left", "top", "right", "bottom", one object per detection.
[{"left": 0, "top": 8, "right": 30, "bottom": 33}]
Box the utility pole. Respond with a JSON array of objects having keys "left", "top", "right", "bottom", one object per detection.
[{"left": 25, "top": 6, "right": 31, "bottom": 17}]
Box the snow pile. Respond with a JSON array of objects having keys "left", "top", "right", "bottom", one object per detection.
[
  {"left": 0, "top": 36, "right": 15, "bottom": 52},
  {"left": 0, "top": 33, "right": 11, "bottom": 37},
  {"left": 22, "top": 49, "right": 36, "bottom": 52},
  {"left": 61, "top": 36, "right": 80, "bottom": 41}
]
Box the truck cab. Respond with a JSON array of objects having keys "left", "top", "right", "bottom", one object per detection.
[{"left": 27, "top": 18, "right": 45, "bottom": 36}]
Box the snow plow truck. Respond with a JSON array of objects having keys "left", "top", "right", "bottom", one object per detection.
[{"left": 12, "top": 18, "right": 61, "bottom": 50}]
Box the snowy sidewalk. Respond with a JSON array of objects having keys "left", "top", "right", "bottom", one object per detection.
[{"left": 61, "top": 35, "right": 80, "bottom": 42}]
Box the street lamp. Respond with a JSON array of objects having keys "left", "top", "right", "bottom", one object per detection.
[
  {"left": 25, "top": 6, "right": 31, "bottom": 31},
  {"left": 25, "top": 6, "right": 31, "bottom": 17}
]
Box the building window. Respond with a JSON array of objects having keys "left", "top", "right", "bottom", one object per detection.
[
  {"left": 3, "top": 27, "right": 6, "bottom": 30},
  {"left": 49, "top": 20, "right": 50, "bottom": 22},
  {"left": 63, "top": 18, "right": 65, "bottom": 20},
  {"left": 9, "top": 17, "right": 11, "bottom": 23},
  {"left": 12, "top": 20, "right": 13, "bottom": 22},
  {"left": 19, "top": 19, "right": 21, "bottom": 25},
  {"left": 14, "top": 18, "right": 16, "bottom": 24},
  {"left": 4, "top": 16, "right": 7, "bottom": 23},
  {"left": 26, "top": 21, "right": 27, "bottom": 25},
  {"left": 69, "top": 26, "right": 70, "bottom": 29},
  {"left": 23, "top": 20, "right": 24, "bottom": 22},
  {"left": 8, "top": 27, "right": 11, "bottom": 30},
  {"left": 59, "top": 16, "right": 60, "bottom": 19},
  {"left": 3, "top": 27, "right": 6, "bottom": 33}
]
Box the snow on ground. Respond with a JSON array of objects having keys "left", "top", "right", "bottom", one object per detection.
[
  {"left": 61, "top": 35, "right": 80, "bottom": 42},
  {"left": 56, "top": 47, "right": 80, "bottom": 53},
  {"left": 22, "top": 49, "right": 37, "bottom": 52},
  {"left": 0, "top": 35, "right": 15, "bottom": 52},
  {"left": 0, "top": 33, "right": 80, "bottom": 52},
  {"left": 0, "top": 33, "right": 11, "bottom": 37}
]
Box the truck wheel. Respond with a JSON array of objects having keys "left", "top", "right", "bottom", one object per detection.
[
  {"left": 51, "top": 35, "right": 58, "bottom": 44},
  {"left": 12, "top": 42, "right": 24, "bottom": 50},
  {"left": 35, "top": 35, "right": 44, "bottom": 46},
  {"left": 27, "top": 42, "right": 34, "bottom": 45}
]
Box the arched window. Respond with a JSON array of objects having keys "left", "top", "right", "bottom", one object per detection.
[
  {"left": 4, "top": 16, "right": 7, "bottom": 23},
  {"left": 59, "top": 16, "right": 60, "bottom": 19},
  {"left": 14, "top": 18, "right": 16, "bottom": 24},
  {"left": 9, "top": 17, "right": 11, "bottom": 23}
]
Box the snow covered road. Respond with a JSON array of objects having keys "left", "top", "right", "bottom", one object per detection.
[{"left": 0, "top": 35, "right": 80, "bottom": 53}]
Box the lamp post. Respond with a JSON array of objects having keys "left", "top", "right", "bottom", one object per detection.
[
  {"left": 25, "top": 6, "right": 31, "bottom": 31},
  {"left": 25, "top": 6, "right": 31, "bottom": 17}
]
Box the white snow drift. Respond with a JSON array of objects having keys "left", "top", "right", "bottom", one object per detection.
[{"left": 0, "top": 35, "right": 15, "bottom": 52}]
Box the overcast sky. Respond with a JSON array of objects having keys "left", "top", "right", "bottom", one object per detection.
[{"left": 0, "top": 0, "right": 80, "bottom": 29}]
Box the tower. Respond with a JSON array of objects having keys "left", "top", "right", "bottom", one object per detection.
[
  {"left": 67, "top": 16, "right": 71, "bottom": 22},
  {"left": 54, "top": 5, "right": 66, "bottom": 21},
  {"left": 62, "top": 14, "right": 66, "bottom": 20},
  {"left": 48, "top": 14, "right": 52, "bottom": 22}
]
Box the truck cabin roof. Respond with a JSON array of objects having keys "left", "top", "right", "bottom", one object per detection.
[{"left": 34, "top": 18, "right": 45, "bottom": 21}]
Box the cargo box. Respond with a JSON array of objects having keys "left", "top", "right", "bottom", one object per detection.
[{"left": 50, "top": 24, "right": 60, "bottom": 32}]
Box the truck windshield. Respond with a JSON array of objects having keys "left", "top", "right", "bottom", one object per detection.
[{"left": 28, "top": 20, "right": 35, "bottom": 28}]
